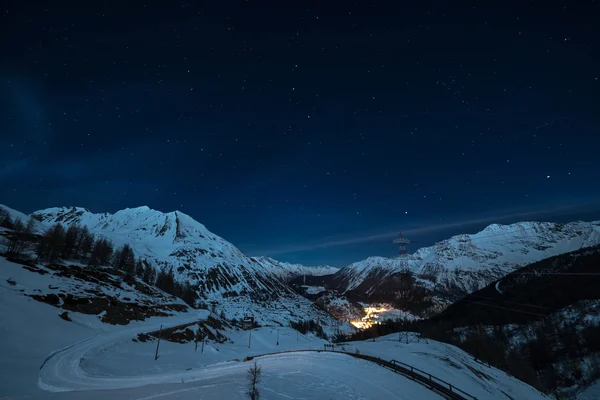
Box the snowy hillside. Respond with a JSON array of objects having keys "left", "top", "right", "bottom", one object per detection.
[
  {"left": 0, "top": 256, "right": 546, "bottom": 399},
  {"left": 251, "top": 255, "right": 339, "bottom": 281},
  {"left": 22, "top": 205, "right": 348, "bottom": 328},
  {"left": 0, "top": 204, "right": 46, "bottom": 233},
  {"left": 30, "top": 206, "right": 285, "bottom": 296},
  {"left": 29, "top": 206, "right": 332, "bottom": 294},
  {"left": 334, "top": 220, "right": 600, "bottom": 307},
  {"left": 339, "top": 333, "right": 548, "bottom": 400}
]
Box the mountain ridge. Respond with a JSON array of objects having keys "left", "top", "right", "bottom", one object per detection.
[
  {"left": 7, "top": 203, "right": 600, "bottom": 322},
  {"left": 1, "top": 204, "right": 350, "bottom": 329},
  {"left": 328, "top": 219, "right": 600, "bottom": 315},
  {"left": 251, "top": 255, "right": 339, "bottom": 281}
]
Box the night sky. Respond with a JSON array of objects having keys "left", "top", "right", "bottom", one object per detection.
[{"left": 1, "top": 1, "right": 599, "bottom": 266}]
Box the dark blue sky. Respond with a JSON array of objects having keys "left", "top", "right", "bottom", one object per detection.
[{"left": 1, "top": 1, "right": 599, "bottom": 266}]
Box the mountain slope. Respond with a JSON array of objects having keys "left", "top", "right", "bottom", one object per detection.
[
  {"left": 0, "top": 204, "right": 46, "bottom": 233},
  {"left": 414, "top": 245, "right": 600, "bottom": 396},
  {"left": 432, "top": 244, "right": 600, "bottom": 326},
  {"left": 251, "top": 256, "right": 339, "bottom": 281},
  {"left": 27, "top": 205, "right": 351, "bottom": 329},
  {"left": 331, "top": 220, "right": 600, "bottom": 313}
]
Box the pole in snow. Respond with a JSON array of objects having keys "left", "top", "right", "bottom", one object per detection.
[
  {"left": 277, "top": 329, "right": 279, "bottom": 346},
  {"left": 155, "top": 324, "right": 162, "bottom": 360},
  {"left": 248, "top": 328, "right": 252, "bottom": 348},
  {"left": 201, "top": 338, "right": 205, "bottom": 353}
]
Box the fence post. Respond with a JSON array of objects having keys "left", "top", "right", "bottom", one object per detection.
[{"left": 154, "top": 324, "right": 162, "bottom": 360}]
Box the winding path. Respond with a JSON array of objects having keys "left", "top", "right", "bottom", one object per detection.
[
  {"left": 38, "top": 313, "right": 472, "bottom": 399},
  {"left": 38, "top": 311, "right": 210, "bottom": 392}
]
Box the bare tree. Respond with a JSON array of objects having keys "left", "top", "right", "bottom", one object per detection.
[
  {"left": 76, "top": 226, "right": 94, "bottom": 261},
  {"left": 112, "top": 243, "right": 135, "bottom": 273},
  {"left": 0, "top": 207, "right": 13, "bottom": 229},
  {"left": 246, "top": 360, "right": 262, "bottom": 400},
  {"left": 12, "top": 218, "right": 26, "bottom": 232},
  {"left": 88, "top": 237, "right": 114, "bottom": 267},
  {"left": 142, "top": 261, "right": 156, "bottom": 284},
  {"left": 62, "top": 225, "right": 81, "bottom": 259},
  {"left": 23, "top": 218, "right": 36, "bottom": 234},
  {"left": 135, "top": 259, "right": 144, "bottom": 276},
  {"left": 6, "top": 232, "right": 28, "bottom": 255},
  {"left": 36, "top": 223, "right": 66, "bottom": 261}
]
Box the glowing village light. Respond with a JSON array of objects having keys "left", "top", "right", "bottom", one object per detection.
[{"left": 350, "top": 305, "right": 391, "bottom": 329}]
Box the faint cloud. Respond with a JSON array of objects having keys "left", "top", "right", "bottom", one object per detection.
[{"left": 255, "top": 201, "right": 600, "bottom": 256}]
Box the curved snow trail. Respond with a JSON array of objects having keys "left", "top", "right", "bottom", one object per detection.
[
  {"left": 38, "top": 310, "right": 210, "bottom": 392},
  {"left": 42, "top": 352, "right": 439, "bottom": 400},
  {"left": 39, "top": 323, "right": 439, "bottom": 399}
]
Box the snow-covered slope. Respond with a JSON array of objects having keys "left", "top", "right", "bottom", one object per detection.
[
  {"left": 251, "top": 255, "right": 339, "bottom": 281},
  {"left": 26, "top": 205, "right": 349, "bottom": 328},
  {"left": 1, "top": 204, "right": 33, "bottom": 224},
  {"left": 334, "top": 220, "right": 600, "bottom": 307},
  {"left": 0, "top": 255, "right": 546, "bottom": 399},
  {"left": 340, "top": 333, "right": 548, "bottom": 400},
  {"left": 579, "top": 381, "right": 600, "bottom": 399},
  {"left": 30, "top": 206, "right": 290, "bottom": 298},
  {"left": 0, "top": 204, "right": 46, "bottom": 233},
  {"left": 0, "top": 255, "right": 201, "bottom": 398}
]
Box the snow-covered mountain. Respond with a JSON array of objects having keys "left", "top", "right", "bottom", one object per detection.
[
  {"left": 22, "top": 205, "right": 350, "bottom": 328},
  {"left": 333, "top": 220, "right": 600, "bottom": 310},
  {"left": 0, "top": 204, "right": 45, "bottom": 234},
  {"left": 251, "top": 256, "right": 338, "bottom": 281}
]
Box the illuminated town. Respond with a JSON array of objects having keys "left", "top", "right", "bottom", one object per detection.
[{"left": 350, "top": 305, "right": 392, "bottom": 329}]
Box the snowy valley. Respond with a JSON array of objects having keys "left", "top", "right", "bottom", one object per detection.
[
  {"left": 317, "top": 220, "right": 600, "bottom": 319},
  {"left": 1, "top": 203, "right": 598, "bottom": 399},
  {"left": 0, "top": 253, "right": 547, "bottom": 400}
]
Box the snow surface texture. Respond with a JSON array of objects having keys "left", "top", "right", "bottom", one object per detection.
[
  {"left": 22, "top": 204, "right": 350, "bottom": 330},
  {"left": 1, "top": 203, "right": 47, "bottom": 233},
  {"left": 339, "top": 333, "right": 548, "bottom": 400},
  {"left": 578, "top": 381, "right": 600, "bottom": 400},
  {"left": 335, "top": 220, "right": 600, "bottom": 301},
  {"left": 0, "top": 250, "right": 189, "bottom": 313},
  {"left": 1, "top": 255, "right": 547, "bottom": 400}
]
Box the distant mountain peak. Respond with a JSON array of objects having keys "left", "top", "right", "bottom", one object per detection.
[
  {"left": 332, "top": 219, "right": 600, "bottom": 311},
  {"left": 251, "top": 256, "right": 339, "bottom": 281},
  {"left": 28, "top": 205, "right": 334, "bottom": 298}
]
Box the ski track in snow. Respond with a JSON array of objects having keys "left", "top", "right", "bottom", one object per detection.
[
  {"left": 38, "top": 310, "right": 211, "bottom": 392},
  {"left": 38, "top": 330, "right": 437, "bottom": 400}
]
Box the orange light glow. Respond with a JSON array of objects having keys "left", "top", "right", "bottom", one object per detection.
[{"left": 349, "top": 305, "right": 391, "bottom": 329}]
